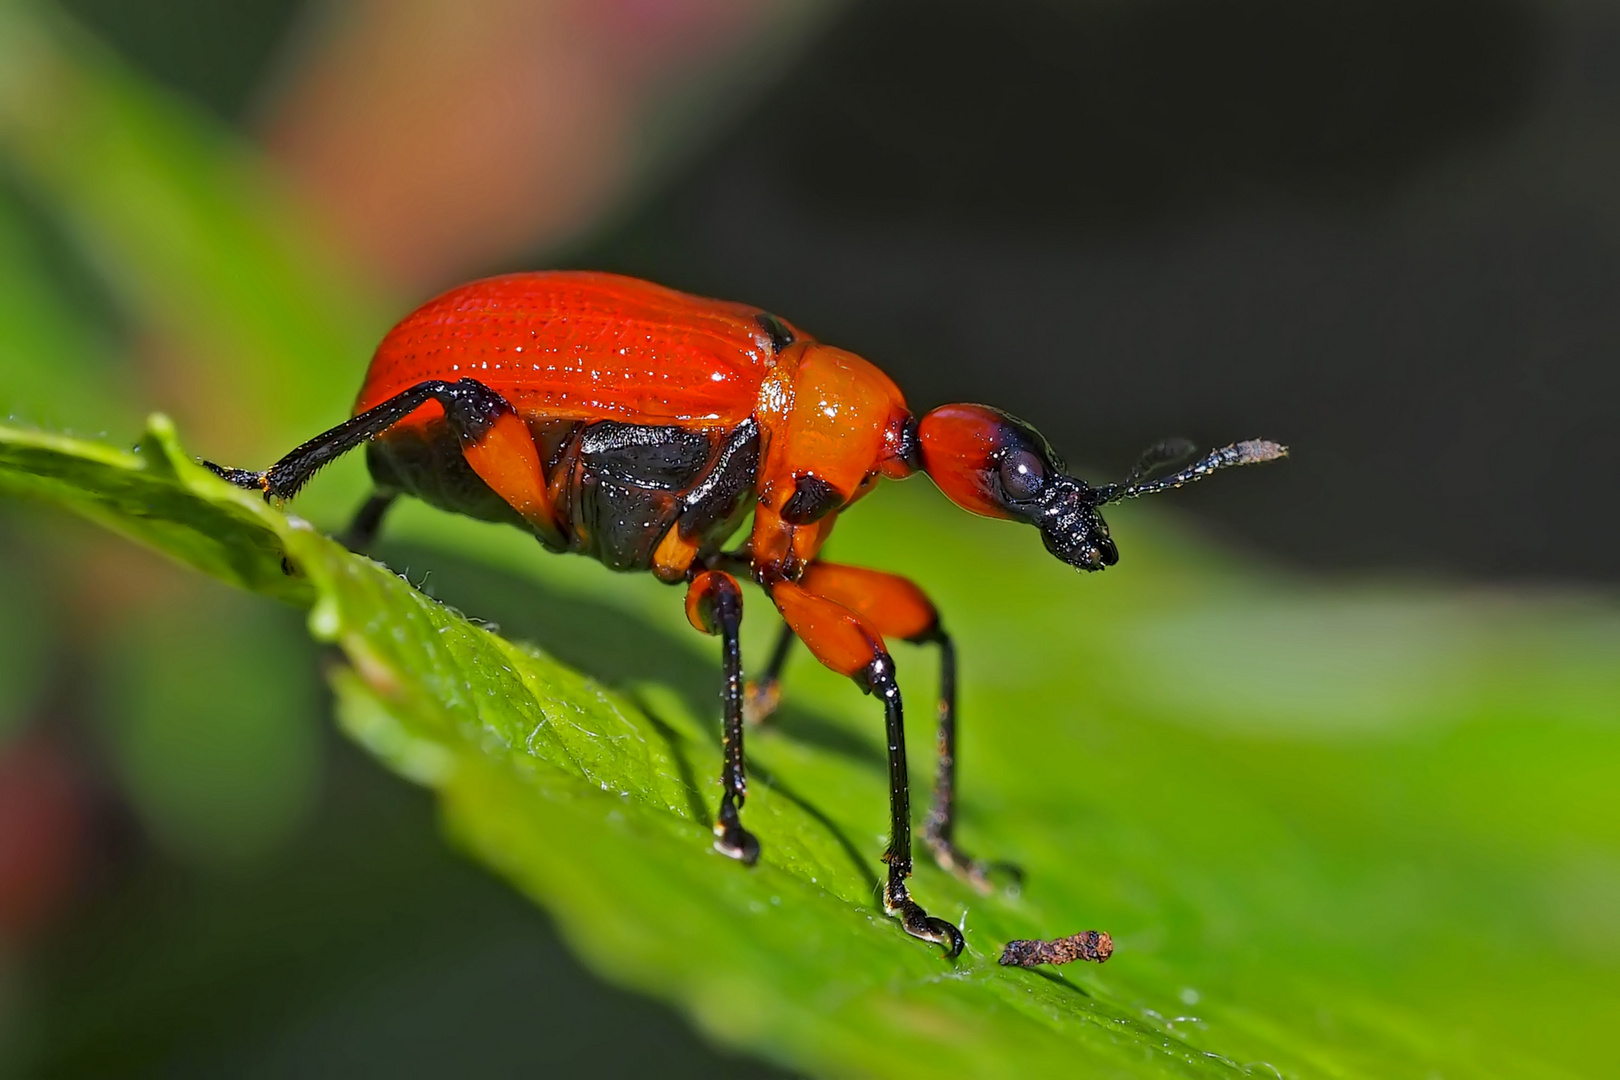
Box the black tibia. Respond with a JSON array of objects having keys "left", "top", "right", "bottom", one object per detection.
[
  {"left": 743, "top": 623, "right": 796, "bottom": 724},
  {"left": 914, "top": 626, "right": 991, "bottom": 893},
  {"left": 864, "top": 654, "right": 965, "bottom": 958},
  {"left": 338, "top": 490, "right": 398, "bottom": 552},
  {"left": 707, "top": 574, "right": 759, "bottom": 865},
  {"left": 205, "top": 378, "right": 512, "bottom": 501}
]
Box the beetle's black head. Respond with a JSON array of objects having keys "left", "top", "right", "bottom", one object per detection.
[
  {"left": 1030, "top": 473, "right": 1119, "bottom": 572},
  {"left": 916, "top": 404, "right": 1116, "bottom": 571},
  {"left": 917, "top": 403, "right": 1286, "bottom": 572}
]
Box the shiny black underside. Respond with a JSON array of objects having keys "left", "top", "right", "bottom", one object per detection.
[{"left": 367, "top": 417, "right": 760, "bottom": 574}]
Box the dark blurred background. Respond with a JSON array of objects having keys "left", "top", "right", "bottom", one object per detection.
[
  {"left": 591, "top": 0, "right": 1614, "bottom": 583},
  {"left": 62, "top": 0, "right": 1619, "bottom": 582},
  {"left": 2, "top": 0, "right": 1615, "bottom": 1074}
]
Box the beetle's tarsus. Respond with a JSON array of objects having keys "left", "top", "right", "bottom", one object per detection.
[
  {"left": 201, "top": 460, "right": 269, "bottom": 493},
  {"left": 713, "top": 816, "right": 760, "bottom": 865},
  {"left": 885, "top": 880, "right": 964, "bottom": 958}
]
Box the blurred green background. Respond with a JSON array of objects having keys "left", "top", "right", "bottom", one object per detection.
[{"left": 1, "top": 0, "right": 1617, "bottom": 1076}]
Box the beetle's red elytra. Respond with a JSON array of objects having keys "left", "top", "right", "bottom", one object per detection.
[{"left": 207, "top": 270, "right": 1284, "bottom": 958}]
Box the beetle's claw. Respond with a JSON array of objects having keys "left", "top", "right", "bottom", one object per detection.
[
  {"left": 201, "top": 460, "right": 270, "bottom": 494},
  {"left": 921, "top": 828, "right": 994, "bottom": 895},
  {"left": 713, "top": 821, "right": 760, "bottom": 866},
  {"left": 885, "top": 885, "right": 965, "bottom": 958},
  {"left": 742, "top": 679, "right": 781, "bottom": 725}
]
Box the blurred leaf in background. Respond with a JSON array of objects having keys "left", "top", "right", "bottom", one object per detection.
[
  {"left": 0, "top": 0, "right": 387, "bottom": 468},
  {"left": 93, "top": 594, "right": 321, "bottom": 868},
  {"left": 0, "top": 190, "right": 128, "bottom": 437},
  {"left": 0, "top": 519, "right": 54, "bottom": 744}
]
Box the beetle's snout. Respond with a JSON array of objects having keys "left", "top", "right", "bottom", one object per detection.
[
  {"left": 916, "top": 403, "right": 1124, "bottom": 570},
  {"left": 1037, "top": 478, "right": 1119, "bottom": 572}
]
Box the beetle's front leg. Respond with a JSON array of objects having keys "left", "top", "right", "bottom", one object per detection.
[
  {"left": 771, "top": 579, "right": 964, "bottom": 958},
  {"left": 796, "top": 563, "right": 992, "bottom": 893},
  {"left": 686, "top": 570, "right": 759, "bottom": 865}
]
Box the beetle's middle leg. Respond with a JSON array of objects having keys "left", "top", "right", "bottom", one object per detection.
[
  {"left": 793, "top": 562, "right": 992, "bottom": 893},
  {"left": 685, "top": 570, "right": 759, "bottom": 865}
]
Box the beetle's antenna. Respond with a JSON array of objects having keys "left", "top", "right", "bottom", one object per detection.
[
  {"left": 1124, "top": 437, "right": 1198, "bottom": 487},
  {"left": 1094, "top": 439, "right": 1287, "bottom": 504}
]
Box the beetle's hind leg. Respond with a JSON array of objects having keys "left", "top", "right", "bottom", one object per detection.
[
  {"left": 204, "top": 378, "right": 524, "bottom": 502},
  {"left": 205, "top": 377, "right": 559, "bottom": 543},
  {"left": 206, "top": 379, "right": 464, "bottom": 501},
  {"left": 686, "top": 571, "right": 760, "bottom": 865}
]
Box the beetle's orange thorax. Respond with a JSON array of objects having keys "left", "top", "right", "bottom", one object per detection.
[{"left": 748, "top": 342, "right": 915, "bottom": 580}]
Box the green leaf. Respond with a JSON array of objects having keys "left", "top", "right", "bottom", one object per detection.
[{"left": 3, "top": 417, "right": 1617, "bottom": 1079}]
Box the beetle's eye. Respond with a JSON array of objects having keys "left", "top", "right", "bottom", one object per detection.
[{"left": 997, "top": 448, "right": 1045, "bottom": 501}]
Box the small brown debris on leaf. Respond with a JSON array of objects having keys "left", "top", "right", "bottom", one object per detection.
[{"left": 998, "top": 930, "right": 1113, "bottom": 967}]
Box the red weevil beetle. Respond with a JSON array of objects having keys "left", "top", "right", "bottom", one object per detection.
[{"left": 207, "top": 270, "right": 1284, "bottom": 957}]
